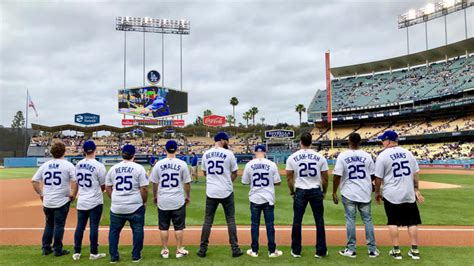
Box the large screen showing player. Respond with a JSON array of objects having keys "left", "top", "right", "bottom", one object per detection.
[{"left": 118, "top": 86, "right": 188, "bottom": 118}]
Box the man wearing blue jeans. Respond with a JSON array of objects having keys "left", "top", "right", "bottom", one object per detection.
[
  {"left": 72, "top": 140, "right": 107, "bottom": 261},
  {"left": 242, "top": 145, "right": 283, "bottom": 258},
  {"left": 332, "top": 133, "right": 379, "bottom": 258},
  {"left": 32, "top": 141, "right": 76, "bottom": 257},
  {"left": 286, "top": 132, "right": 329, "bottom": 258},
  {"left": 105, "top": 144, "right": 149, "bottom": 263}
]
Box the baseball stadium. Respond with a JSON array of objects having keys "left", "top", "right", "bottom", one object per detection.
[{"left": 1, "top": 1, "right": 473, "bottom": 265}]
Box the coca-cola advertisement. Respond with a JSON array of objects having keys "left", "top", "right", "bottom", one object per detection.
[{"left": 204, "top": 115, "right": 226, "bottom": 127}]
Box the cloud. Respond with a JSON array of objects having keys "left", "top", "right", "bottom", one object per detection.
[{"left": 0, "top": 0, "right": 471, "bottom": 127}]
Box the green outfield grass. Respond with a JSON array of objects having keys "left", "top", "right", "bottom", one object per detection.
[
  {"left": 1, "top": 166, "right": 473, "bottom": 226},
  {"left": 0, "top": 246, "right": 472, "bottom": 265}
]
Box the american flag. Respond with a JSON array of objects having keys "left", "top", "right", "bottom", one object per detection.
[{"left": 28, "top": 91, "right": 38, "bottom": 117}]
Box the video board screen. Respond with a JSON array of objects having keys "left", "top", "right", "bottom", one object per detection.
[{"left": 118, "top": 86, "right": 188, "bottom": 118}]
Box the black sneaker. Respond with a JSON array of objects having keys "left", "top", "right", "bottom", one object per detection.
[
  {"left": 389, "top": 249, "right": 402, "bottom": 260},
  {"left": 197, "top": 250, "right": 207, "bottom": 258},
  {"left": 54, "top": 250, "right": 70, "bottom": 257},
  {"left": 314, "top": 251, "right": 329, "bottom": 258},
  {"left": 232, "top": 249, "right": 244, "bottom": 257},
  {"left": 42, "top": 249, "right": 53, "bottom": 256},
  {"left": 408, "top": 249, "right": 420, "bottom": 260},
  {"left": 368, "top": 249, "right": 380, "bottom": 258}
]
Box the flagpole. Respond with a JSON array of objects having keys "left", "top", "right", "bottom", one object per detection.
[{"left": 25, "top": 89, "right": 29, "bottom": 155}]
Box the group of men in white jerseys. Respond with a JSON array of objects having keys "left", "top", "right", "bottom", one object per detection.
[{"left": 32, "top": 129, "right": 424, "bottom": 262}]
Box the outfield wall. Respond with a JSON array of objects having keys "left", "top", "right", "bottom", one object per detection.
[{"left": 4, "top": 156, "right": 474, "bottom": 169}]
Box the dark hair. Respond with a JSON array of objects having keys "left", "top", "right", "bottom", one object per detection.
[
  {"left": 50, "top": 142, "right": 66, "bottom": 159},
  {"left": 348, "top": 132, "right": 361, "bottom": 145},
  {"left": 192, "top": 152, "right": 195, "bottom": 155},
  {"left": 85, "top": 150, "right": 95, "bottom": 156},
  {"left": 122, "top": 153, "right": 134, "bottom": 160},
  {"left": 300, "top": 132, "right": 312, "bottom": 147}
]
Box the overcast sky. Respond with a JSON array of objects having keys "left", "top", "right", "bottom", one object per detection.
[{"left": 0, "top": 0, "right": 472, "bottom": 128}]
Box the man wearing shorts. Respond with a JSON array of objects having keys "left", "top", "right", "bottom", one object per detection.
[
  {"left": 374, "top": 130, "right": 425, "bottom": 260},
  {"left": 150, "top": 140, "right": 192, "bottom": 259}
]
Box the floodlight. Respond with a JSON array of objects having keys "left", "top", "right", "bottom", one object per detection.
[
  {"left": 443, "top": 0, "right": 455, "bottom": 8},
  {"left": 424, "top": 3, "right": 436, "bottom": 14},
  {"left": 407, "top": 9, "right": 417, "bottom": 20}
]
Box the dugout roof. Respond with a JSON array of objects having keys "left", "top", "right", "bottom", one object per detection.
[
  {"left": 331, "top": 37, "right": 474, "bottom": 77},
  {"left": 31, "top": 123, "right": 165, "bottom": 134}
]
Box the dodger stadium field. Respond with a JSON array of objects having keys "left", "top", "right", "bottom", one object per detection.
[{"left": 0, "top": 166, "right": 473, "bottom": 265}]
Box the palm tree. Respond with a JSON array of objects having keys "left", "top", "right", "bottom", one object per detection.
[
  {"left": 203, "top": 109, "right": 212, "bottom": 117},
  {"left": 226, "top": 115, "right": 235, "bottom": 127},
  {"left": 250, "top": 107, "right": 259, "bottom": 125},
  {"left": 243, "top": 111, "right": 251, "bottom": 127},
  {"left": 230, "top": 97, "right": 239, "bottom": 126},
  {"left": 260, "top": 117, "right": 265, "bottom": 125},
  {"left": 295, "top": 104, "right": 306, "bottom": 126}
]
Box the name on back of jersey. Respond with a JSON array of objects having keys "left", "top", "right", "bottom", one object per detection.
[
  {"left": 205, "top": 151, "right": 227, "bottom": 160},
  {"left": 292, "top": 153, "right": 320, "bottom": 162},
  {"left": 115, "top": 166, "right": 134, "bottom": 174},
  {"left": 48, "top": 163, "right": 59, "bottom": 170},
  {"left": 389, "top": 152, "right": 407, "bottom": 161},
  {"left": 344, "top": 156, "right": 367, "bottom": 164},
  {"left": 160, "top": 162, "right": 181, "bottom": 171},
  {"left": 77, "top": 163, "right": 96, "bottom": 173},
  {"left": 251, "top": 163, "right": 270, "bottom": 171}
]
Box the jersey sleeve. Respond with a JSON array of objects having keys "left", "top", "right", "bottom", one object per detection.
[
  {"left": 241, "top": 164, "right": 251, "bottom": 185},
  {"left": 201, "top": 154, "right": 207, "bottom": 172},
  {"left": 285, "top": 155, "right": 294, "bottom": 171},
  {"left": 374, "top": 155, "right": 385, "bottom": 179},
  {"left": 149, "top": 164, "right": 160, "bottom": 184},
  {"left": 332, "top": 155, "right": 344, "bottom": 176},
  {"left": 320, "top": 156, "right": 329, "bottom": 172},
  {"left": 230, "top": 154, "right": 238, "bottom": 172},
  {"left": 182, "top": 163, "right": 192, "bottom": 184},
  {"left": 105, "top": 168, "right": 114, "bottom": 186},
  {"left": 410, "top": 152, "right": 420, "bottom": 173},
  {"left": 68, "top": 163, "right": 76, "bottom": 182},
  {"left": 272, "top": 163, "right": 281, "bottom": 184},
  {"left": 98, "top": 164, "right": 106, "bottom": 186},
  {"left": 32, "top": 164, "right": 45, "bottom": 182},
  {"left": 367, "top": 156, "right": 376, "bottom": 176},
  {"left": 138, "top": 167, "right": 150, "bottom": 187}
]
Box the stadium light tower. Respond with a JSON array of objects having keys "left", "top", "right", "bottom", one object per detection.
[
  {"left": 115, "top": 16, "right": 190, "bottom": 90},
  {"left": 398, "top": 0, "right": 473, "bottom": 54}
]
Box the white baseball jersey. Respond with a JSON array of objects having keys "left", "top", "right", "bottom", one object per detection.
[
  {"left": 105, "top": 161, "right": 149, "bottom": 214},
  {"left": 375, "top": 146, "right": 420, "bottom": 204},
  {"left": 75, "top": 158, "right": 106, "bottom": 210},
  {"left": 242, "top": 158, "right": 281, "bottom": 205},
  {"left": 285, "top": 149, "right": 328, "bottom": 190},
  {"left": 333, "top": 149, "right": 375, "bottom": 203},
  {"left": 201, "top": 147, "right": 238, "bottom": 199},
  {"left": 32, "top": 159, "right": 75, "bottom": 208},
  {"left": 150, "top": 157, "right": 192, "bottom": 211}
]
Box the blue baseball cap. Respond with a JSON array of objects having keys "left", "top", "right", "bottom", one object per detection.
[
  {"left": 122, "top": 144, "right": 136, "bottom": 156},
  {"left": 254, "top": 144, "right": 266, "bottom": 153},
  {"left": 83, "top": 140, "right": 96, "bottom": 153},
  {"left": 165, "top": 140, "right": 178, "bottom": 153},
  {"left": 214, "top": 132, "right": 229, "bottom": 142},
  {"left": 378, "top": 130, "right": 398, "bottom": 142}
]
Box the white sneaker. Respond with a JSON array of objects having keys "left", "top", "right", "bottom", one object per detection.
[
  {"left": 72, "top": 253, "right": 81, "bottom": 260},
  {"left": 290, "top": 250, "right": 301, "bottom": 258},
  {"left": 246, "top": 249, "right": 258, "bottom": 257},
  {"left": 408, "top": 249, "right": 420, "bottom": 260},
  {"left": 176, "top": 247, "right": 189, "bottom": 259},
  {"left": 314, "top": 251, "right": 329, "bottom": 258},
  {"left": 268, "top": 250, "right": 283, "bottom": 258},
  {"left": 89, "top": 253, "right": 106, "bottom": 260},
  {"left": 161, "top": 249, "right": 169, "bottom": 259},
  {"left": 339, "top": 248, "right": 356, "bottom": 258},
  {"left": 368, "top": 249, "right": 380, "bottom": 258}
]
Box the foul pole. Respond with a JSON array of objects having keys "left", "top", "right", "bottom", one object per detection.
[{"left": 325, "top": 51, "right": 333, "bottom": 150}]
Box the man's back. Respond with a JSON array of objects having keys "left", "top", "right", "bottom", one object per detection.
[
  {"left": 242, "top": 158, "right": 281, "bottom": 205},
  {"left": 286, "top": 149, "right": 328, "bottom": 190},
  {"left": 75, "top": 158, "right": 106, "bottom": 210},
  {"left": 106, "top": 161, "right": 149, "bottom": 214},
  {"left": 201, "top": 147, "right": 238, "bottom": 198}
]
